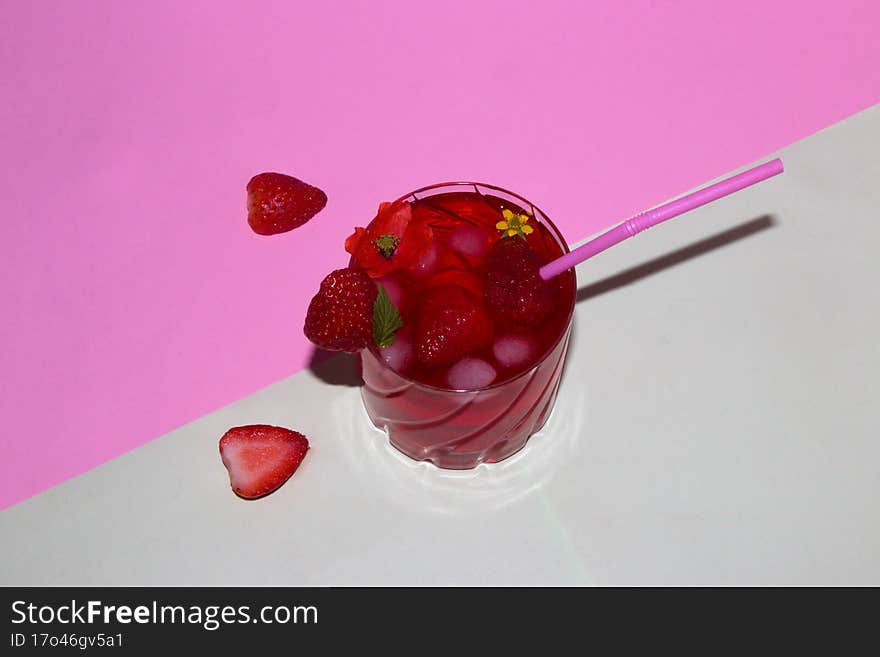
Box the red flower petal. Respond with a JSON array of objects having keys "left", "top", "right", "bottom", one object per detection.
[{"left": 344, "top": 201, "right": 434, "bottom": 278}]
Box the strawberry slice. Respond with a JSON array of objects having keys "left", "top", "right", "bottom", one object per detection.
[
  {"left": 219, "top": 425, "right": 309, "bottom": 499},
  {"left": 426, "top": 269, "right": 484, "bottom": 299},
  {"left": 419, "top": 192, "right": 501, "bottom": 229},
  {"left": 246, "top": 172, "right": 327, "bottom": 235}
]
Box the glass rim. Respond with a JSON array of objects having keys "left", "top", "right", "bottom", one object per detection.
[{"left": 366, "top": 180, "right": 577, "bottom": 393}]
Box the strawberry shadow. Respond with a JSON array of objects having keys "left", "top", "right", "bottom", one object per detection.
[
  {"left": 307, "top": 347, "right": 364, "bottom": 387},
  {"left": 575, "top": 214, "right": 775, "bottom": 303}
]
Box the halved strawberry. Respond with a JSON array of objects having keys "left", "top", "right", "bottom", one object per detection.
[
  {"left": 414, "top": 285, "right": 493, "bottom": 367},
  {"left": 219, "top": 425, "right": 309, "bottom": 499},
  {"left": 246, "top": 172, "right": 327, "bottom": 235}
]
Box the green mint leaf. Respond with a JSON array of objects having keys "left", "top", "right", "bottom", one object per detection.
[{"left": 373, "top": 284, "right": 404, "bottom": 349}]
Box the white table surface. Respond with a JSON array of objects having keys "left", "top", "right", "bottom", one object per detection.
[{"left": 2, "top": 106, "right": 879, "bottom": 586}]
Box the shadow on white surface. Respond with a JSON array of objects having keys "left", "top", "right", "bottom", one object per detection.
[
  {"left": 576, "top": 214, "right": 776, "bottom": 302},
  {"left": 307, "top": 348, "right": 363, "bottom": 386}
]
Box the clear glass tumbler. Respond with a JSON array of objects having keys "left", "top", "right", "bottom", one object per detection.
[{"left": 359, "top": 182, "right": 576, "bottom": 469}]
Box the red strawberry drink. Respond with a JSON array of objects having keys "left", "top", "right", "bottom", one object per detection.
[{"left": 337, "top": 182, "right": 576, "bottom": 469}]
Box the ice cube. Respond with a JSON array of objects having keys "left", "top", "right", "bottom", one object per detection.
[
  {"left": 446, "top": 357, "right": 497, "bottom": 390},
  {"left": 412, "top": 242, "right": 439, "bottom": 277},
  {"left": 492, "top": 334, "right": 538, "bottom": 369},
  {"left": 376, "top": 273, "right": 405, "bottom": 309},
  {"left": 448, "top": 225, "right": 489, "bottom": 258},
  {"left": 379, "top": 328, "right": 414, "bottom": 373}
]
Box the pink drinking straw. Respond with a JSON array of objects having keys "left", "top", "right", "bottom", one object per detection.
[{"left": 539, "top": 158, "right": 784, "bottom": 280}]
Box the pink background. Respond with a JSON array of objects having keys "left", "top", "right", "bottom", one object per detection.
[{"left": 1, "top": 0, "right": 878, "bottom": 511}]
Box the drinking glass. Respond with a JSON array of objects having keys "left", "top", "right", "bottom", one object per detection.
[{"left": 360, "top": 182, "right": 576, "bottom": 469}]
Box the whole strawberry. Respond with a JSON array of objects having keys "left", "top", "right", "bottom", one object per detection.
[
  {"left": 304, "top": 268, "right": 378, "bottom": 352},
  {"left": 484, "top": 238, "right": 553, "bottom": 327},
  {"left": 246, "top": 172, "right": 327, "bottom": 235},
  {"left": 415, "top": 285, "right": 493, "bottom": 367}
]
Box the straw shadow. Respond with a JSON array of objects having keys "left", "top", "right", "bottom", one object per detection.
[
  {"left": 576, "top": 214, "right": 775, "bottom": 302},
  {"left": 306, "top": 215, "right": 773, "bottom": 386},
  {"left": 307, "top": 347, "right": 364, "bottom": 387}
]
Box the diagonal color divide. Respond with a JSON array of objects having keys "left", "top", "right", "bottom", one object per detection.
[
  {"left": 2, "top": 104, "right": 879, "bottom": 584},
  {"left": 1, "top": 1, "right": 879, "bottom": 510}
]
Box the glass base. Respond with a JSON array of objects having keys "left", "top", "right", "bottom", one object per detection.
[{"left": 360, "top": 323, "right": 571, "bottom": 470}]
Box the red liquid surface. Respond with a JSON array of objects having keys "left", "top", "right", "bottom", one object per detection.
[{"left": 357, "top": 188, "right": 576, "bottom": 468}]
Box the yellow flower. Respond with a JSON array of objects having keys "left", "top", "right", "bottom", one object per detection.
[{"left": 495, "top": 209, "right": 535, "bottom": 238}]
